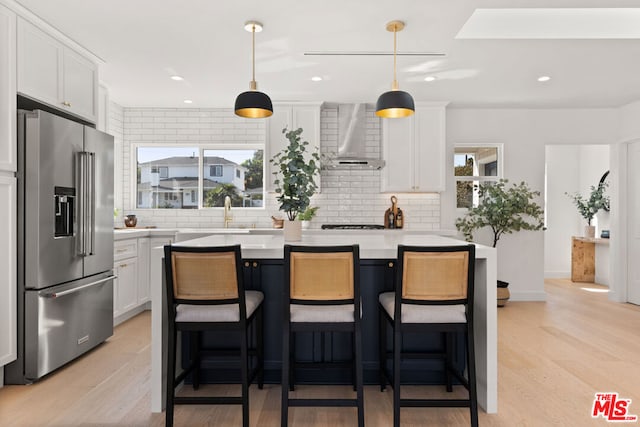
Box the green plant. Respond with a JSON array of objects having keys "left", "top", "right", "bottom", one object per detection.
[
  {"left": 565, "top": 182, "right": 609, "bottom": 226},
  {"left": 270, "top": 128, "right": 321, "bottom": 221},
  {"left": 455, "top": 179, "right": 545, "bottom": 247},
  {"left": 298, "top": 206, "right": 319, "bottom": 221}
]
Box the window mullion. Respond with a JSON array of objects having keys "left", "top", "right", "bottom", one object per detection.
[{"left": 198, "top": 147, "right": 204, "bottom": 209}]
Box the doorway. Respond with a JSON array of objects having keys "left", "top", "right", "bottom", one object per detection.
[
  {"left": 544, "top": 145, "right": 610, "bottom": 280},
  {"left": 627, "top": 141, "right": 640, "bottom": 304}
]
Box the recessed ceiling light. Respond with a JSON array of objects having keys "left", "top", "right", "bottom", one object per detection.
[
  {"left": 537, "top": 76, "right": 551, "bottom": 82},
  {"left": 171, "top": 75, "right": 184, "bottom": 81},
  {"left": 424, "top": 76, "right": 436, "bottom": 82},
  {"left": 311, "top": 76, "right": 323, "bottom": 82},
  {"left": 183, "top": 99, "right": 193, "bottom": 104}
]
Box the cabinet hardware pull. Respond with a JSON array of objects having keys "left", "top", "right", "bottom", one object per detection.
[
  {"left": 120, "top": 263, "right": 127, "bottom": 268},
  {"left": 244, "top": 261, "right": 250, "bottom": 267},
  {"left": 388, "top": 262, "right": 394, "bottom": 268},
  {"left": 62, "top": 101, "right": 71, "bottom": 107},
  {"left": 116, "top": 248, "right": 128, "bottom": 252},
  {"left": 252, "top": 262, "right": 258, "bottom": 268}
]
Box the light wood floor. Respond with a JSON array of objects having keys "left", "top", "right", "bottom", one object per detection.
[{"left": 1, "top": 279, "right": 640, "bottom": 426}]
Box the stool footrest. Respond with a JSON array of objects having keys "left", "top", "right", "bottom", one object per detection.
[
  {"left": 288, "top": 398, "right": 358, "bottom": 407},
  {"left": 400, "top": 398, "right": 471, "bottom": 408},
  {"left": 174, "top": 396, "right": 243, "bottom": 405}
]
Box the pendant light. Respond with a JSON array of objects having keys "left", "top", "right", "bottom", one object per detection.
[
  {"left": 375, "top": 21, "right": 415, "bottom": 118},
  {"left": 235, "top": 21, "right": 273, "bottom": 118}
]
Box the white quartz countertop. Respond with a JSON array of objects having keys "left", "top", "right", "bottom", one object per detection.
[{"left": 172, "top": 231, "right": 493, "bottom": 260}]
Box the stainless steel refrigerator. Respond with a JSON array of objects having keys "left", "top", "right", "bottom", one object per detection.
[{"left": 5, "top": 109, "right": 115, "bottom": 384}]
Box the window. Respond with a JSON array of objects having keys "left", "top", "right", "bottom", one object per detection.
[
  {"left": 135, "top": 146, "right": 263, "bottom": 209},
  {"left": 454, "top": 144, "right": 503, "bottom": 209}
]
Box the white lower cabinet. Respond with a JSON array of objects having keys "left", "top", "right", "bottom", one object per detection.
[
  {"left": 113, "top": 239, "right": 139, "bottom": 321},
  {"left": 113, "top": 235, "right": 172, "bottom": 325},
  {"left": 113, "top": 257, "right": 138, "bottom": 317},
  {"left": 137, "top": 237, "right": 150, "bottom": 304}
]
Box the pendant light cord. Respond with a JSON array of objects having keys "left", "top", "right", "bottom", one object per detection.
[
  {"left": 252, "top": 24, "right": 256, "bottom": 83},
  {"left": 392, "top": 25, "right": 398, "bottom": 90}
]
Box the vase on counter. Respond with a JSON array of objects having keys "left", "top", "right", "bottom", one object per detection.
[
  {"left": 124, "top": 214, "right": 137, "bottom": 228},
  {"left": 301, "top": 220, "right": 310, "bottom": 230},
  {"left": 584, "top": 225, "right": 595, "bottom": 239},
  {"left": 284, "top": 220, "right": 302, "bottom": 241}
]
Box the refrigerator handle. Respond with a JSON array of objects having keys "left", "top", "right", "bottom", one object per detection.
[
  {"left": 77, "top": 152, "right": 87, "bottom": 257},
  {"left": 89, "top": 152, "right": 96, "bottom": 255}
]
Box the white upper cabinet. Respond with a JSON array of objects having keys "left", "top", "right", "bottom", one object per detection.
[
  {"left": 265, "top": 102, "right": 321, "bottom": 192},
  {"left": 0, "top": 4, "right": 16, "bottom": 172},
  {"left": 381, "top": 102, "right": 447, "bottom": 192},
  {"left": 17, "top": 17, "right": 98, "bottom": 123}
]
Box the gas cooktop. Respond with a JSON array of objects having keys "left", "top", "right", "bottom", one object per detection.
[{"left": 321, "top": 224, "right": 386, "bottom": 230}]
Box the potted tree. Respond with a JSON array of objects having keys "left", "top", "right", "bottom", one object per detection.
[
  {"left": 270, "top": 128, "right": 321, "bottom": 241},
  {"left": 455, "top": 179, "right": 545, "bottom": 306},
  {"left": 565, "top": 182, "right": 609, "bottom": 239}
]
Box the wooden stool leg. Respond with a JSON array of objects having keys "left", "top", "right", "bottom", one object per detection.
[
  {"left": 257, "top": 306, "right": 264, "bottom": 389},
  {"left": 445, "top": 332, "right": 454, "bottom": 392},
  {"left": 240, "top": 328, "right": 249, "bottom": 427},
  {"left": 281, "top": 320, "right": 290, "bottom": 427},
  {"left": 393, "top": 324, "right": 401, "bottom": 427},
  {"left": 165, "top": 326, "right": 177, "bottom": 427},
  {"left": 355, "top": 323, "right": 365, "bottom": 427},
  {"left": 467, "top": 327, "right": 479, "bottom": 427},
  {"left": 379, "top": 307, "right": 387, "bottom": 391}
]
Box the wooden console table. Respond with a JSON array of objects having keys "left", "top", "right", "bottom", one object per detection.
[{"left": 571, "top": 236, "right": 595, "bottom": 282}]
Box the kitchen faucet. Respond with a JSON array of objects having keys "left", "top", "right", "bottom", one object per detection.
[{"left": 223, "top": 196, "right": 233, "bottom": 228}]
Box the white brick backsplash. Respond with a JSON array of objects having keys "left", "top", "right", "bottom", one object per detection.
[{"left": 111, "top": 105, "right": 440, "bottom": 230}]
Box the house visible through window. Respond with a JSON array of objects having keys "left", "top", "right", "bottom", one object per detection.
[
  {"left": 454, "top": 144, "right": 502, "bottom": 209},
  {"left": 135, "top": 146, "right": 264, "bottom": 209}
]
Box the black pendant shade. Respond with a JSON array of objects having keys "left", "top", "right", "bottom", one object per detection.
[
  {"left": 376, "top": 20, "right": 415, "bottom": 119},
  {"left": 235, "top": 21, "right": 272, "bottom": 119},
  {"left": 375, "top": 89, "right": 415, "bottom": 118},
  {"left": 234, "top": 90, "right": 273, "bottom": 118}
]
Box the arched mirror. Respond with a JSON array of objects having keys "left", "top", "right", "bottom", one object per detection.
[{"left": 599, "top": 170, "right": 610, "bottom": 212}]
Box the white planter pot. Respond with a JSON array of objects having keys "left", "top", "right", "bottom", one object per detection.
[
  {"left": 284, "top": 220, "right": 302, "bottom": 241},
  {"left": 301, "top": 220, "right": 310, "bottom": 230},
  {"left": 584, "top": 225, "right": 596, "bottom": 239}
]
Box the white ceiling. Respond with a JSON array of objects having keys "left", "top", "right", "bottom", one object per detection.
[{"left": 13, "top": 0, "right": 640, "bottom": 109}]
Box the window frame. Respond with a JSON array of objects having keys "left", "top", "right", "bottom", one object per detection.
[
  {"left": 130, "top": 143, "right": 265, "bottom": 210},
  {"left": 454, "top": 143, "right": 504, "bottom": 211}
]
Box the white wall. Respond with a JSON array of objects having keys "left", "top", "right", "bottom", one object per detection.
[
  {"left": 444, "top": 108, "right": 617, "bottom": 301},
  {"left": 544, "top": 145, "right": 609, "bottom": 278}
]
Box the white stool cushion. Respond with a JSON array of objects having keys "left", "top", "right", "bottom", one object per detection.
[
  {"left": 290, "top": 303, "right": 354, "bottom": 323},
  {"left": 176, "top": 290, "right": 264, "bottom": 322},
  {"left": 379, "top": 292, "right": 466, "bottom": 324}
]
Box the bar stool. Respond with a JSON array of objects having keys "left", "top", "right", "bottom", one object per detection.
[
  {"left": 281, "top": 244, "right": 364, "bottom": 427},
  {"left": 378, "top": 244, "right": 477, "bottom": 427},
  {"left": 164, "top": 244, "right": 264, "bottom": 427}
]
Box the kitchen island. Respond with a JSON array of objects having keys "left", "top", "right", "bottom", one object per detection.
[{"left": 149, "top": 231, "right": 497, "bottom": 414}]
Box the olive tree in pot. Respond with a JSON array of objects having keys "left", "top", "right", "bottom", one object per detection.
[
  {"left": 270, "top": 127, "right": 320, "bottom": 241},
  {"left": 455, "top": 179, "right": 545, "bottom": 306}
]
